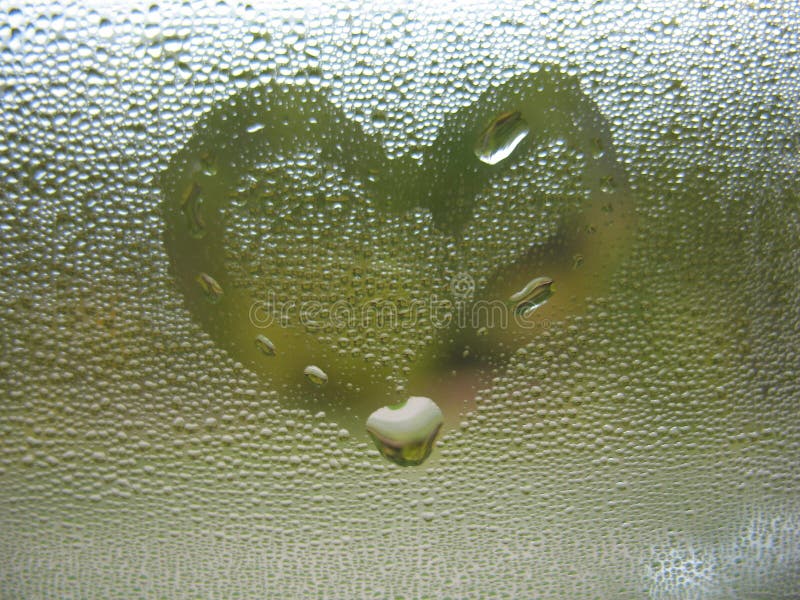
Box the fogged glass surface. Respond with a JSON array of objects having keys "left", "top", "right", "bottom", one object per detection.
[{"left": 1, "top": 0, "right": 799, "bottom": 597}]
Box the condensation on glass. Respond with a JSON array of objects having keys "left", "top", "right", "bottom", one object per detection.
[{"left": 0, "top": 1, "right": 798, "bottom": 598}]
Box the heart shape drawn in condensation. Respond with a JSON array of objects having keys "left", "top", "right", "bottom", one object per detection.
[{"left": 161, "top": 66, "right": 635, "bottom": 433}]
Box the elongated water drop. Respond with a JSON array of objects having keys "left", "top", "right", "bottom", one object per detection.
[
  {"left": 366, "top": 396, "right": 443, "bottom": 467},
  {"left": 180, "top": 181, "right": 206, "bottom": 239},
  {"left": 517, "top": 290, "right": 553, "bottom": 318},
  {"left": 199, "top": 151, "right": 217, "bottom": 176},
  {"left": 304, "top": 365, "right": 328, "bottom": 386},
  {"left": 509, "top": 276, "right": 553, "bottom": 304},
  {"left": 255, "top": 334, "right": 276, "bottom": 356},
  {"left": 474, "top": 110, "right": 530, "bottom": 165},
  {"left": 196, "top": 272, "right": 223, "bottom": 303}
]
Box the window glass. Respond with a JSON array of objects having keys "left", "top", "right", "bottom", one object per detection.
[{"left": 1, "top": 1, "right": 798, "bottom": 597}]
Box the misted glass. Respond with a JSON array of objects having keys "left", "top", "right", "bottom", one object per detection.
[{"left": 1, "top": 1, "right": 798, "bottom": 597}]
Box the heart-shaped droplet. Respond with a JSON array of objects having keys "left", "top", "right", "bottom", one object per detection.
[
  {"left": 366, "top": 396, "right": 444, "bottom": 467},
  {"left": 161, "top": 67, "right": 635, "bottom": 435}
]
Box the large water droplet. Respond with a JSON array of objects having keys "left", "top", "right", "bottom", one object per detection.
[
  {"left": 509, "top": 276, "right": 553, "bottom": 304},
  {"left": 181, "top": 181, "right": 206, "bottom": 239},
  {"left": 473, "top": 110, "right": 530, "bottom": 165},
  {"left": 196, "top": 272, "right": 223, "bottom": 303},
  {"left": 366, "top": 396, "right": 443, "bottom": 466},
  {"left": 255, "top": 334, "right": 276, "bottom": 356},
  {"left": 304, "top": 365, "right": 328, "bottom": 386}
]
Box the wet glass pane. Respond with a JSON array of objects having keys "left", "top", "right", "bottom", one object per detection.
[{"left": 1, "top": 1, "right": 799, "bottom": 597}]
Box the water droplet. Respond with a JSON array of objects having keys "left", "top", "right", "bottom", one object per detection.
[
  {"left": 510, "top": 276, "right": 554, "bottom": 318},
  {"left": 366, "top": 396, "right": 443, "bottom": 467},
  {"left": 518, "top": 289, "right": 554, "bottom": 318},
  {"left": 509, "top": 276, "right": 554, "bottom": 304},
  {"left": 180, "top": 181, "right": 206, "bottom": 239},
  {"left": 255, "top": 334, "right": 276, "bottom": 356},
  {"left": 304, "top": 365, "right": 328, "bottom": 386},
  {"left": 474, "top": 110, "right": 530, "bottom": 165},
  {"left": 196, "top": 272, "right": 223, "bottom": 303},
  {"left": 371, "top": 110, "right": 387, "bottom": 128},
  {"left": 199, "top": 151, "right": 217, "bottom": 176},
  {"left": 591, "top": 136, "right": 605, "bottom": 159}
]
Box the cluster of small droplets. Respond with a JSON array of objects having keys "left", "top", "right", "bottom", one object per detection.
[
  {"left": 458, "top": 145, "right": 590, "bottom": 277},
  {"left": 222, "top": 151, "right": 448, "bottom": 375},
  {"left": 0, "top": 0, "right": 799, "bottom": 598}
]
